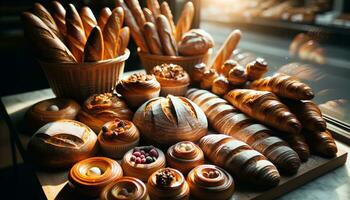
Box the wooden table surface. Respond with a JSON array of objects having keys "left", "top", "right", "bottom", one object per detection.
[{"left": 1, "top": 70, "right": 350, "bottom": 200}]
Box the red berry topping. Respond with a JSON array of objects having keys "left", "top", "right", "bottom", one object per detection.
[
  {"left": 141, "top": 158, "right": 146, "bottom": 164},
  {"left": 135, "top": 157, "right": 141, "bottom": 164},
  {"left": 140, "top": 155, "right": 145, "bottom": 159},
  {"left": 133, "top": 152, "right": 141, "bottom": 157},
  {"left": 149, "top": 149, "right": 158, "bottom": 157}
]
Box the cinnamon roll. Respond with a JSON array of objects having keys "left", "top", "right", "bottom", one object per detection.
[
  {"left": 121, "top": 146, "right": 166, "bottom": 182},
  {"left": 68, "top": 157, "right": 123, "bottom": 198},
  {"left": 98, "top": 119, "right": 140, "bottom": 159},
  {"left": 151, "top": 63, "right": 190, "bottom": 96},
  {"left": 116, "top": 73, "right": 161, "bottom": 108},
  {"left": 187, "top": 165, "right": 235, "bottom": 200},
  {"left": 77, "top": 93, "right": 133, "bottom": 133},
  {"left": 166, "top": 141, "right": 204, "bottom": 175},
  {"left": 147, "top": 168, "right": 190, "bottom": 200},
  {"left": 246, "top": 58, "right": 269, "bottom": 81}
]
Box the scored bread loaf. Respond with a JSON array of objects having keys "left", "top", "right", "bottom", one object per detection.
[
  {"left": 143, "top": 8, "right": 156, "bottom": 24},
  {"left": 199, "top": 134, "right": 280, "bottom": 187},
  {"left": 125, "top": 0, "right": 146, "bottom": 28},
  {"left": 50, "top": 1, "right": 66, "bottom": 36},
  {"left": 225, "top": 89, "right": 302, "bottom": 134},
  {"left": 103, "top": 7, "right": 123, "bottom": 59},
  {"left": 80, "top": 6, "right": 97, "bottom": 37},
  {"left": 146, "top": 0, "right": 161, "bottom": 17},
  {"left": 97, "top": 7, "right": 112, "bottom": 31},
  {"left": 175, "top": 1, "right": 194, "bottom": 42},
  {"left": 161, "top": 1, "right": 176, "bottom": 36},
  {"left": 187, "top": 88, "right": 301, "bottom": 174},
  {"left": 116, "top": 27, "right": 130, "bottom": 56},
  {"left": 65, "top": 4, "right": 87, "bottom": 63},
  {"left": 143, "top": 22, "right": 163, "bottom": 55},
  {"left": 156, "top": 15, "right": 177, "bottom": 56},
  {"left": 21, "top": 12, "right": 76, "bottom": 63},
  {"left": 83, "top": 26, "right": 104, "bottom": 62}
]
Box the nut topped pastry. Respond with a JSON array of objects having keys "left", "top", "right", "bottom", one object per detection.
[
  {"left": 151, "top": 63, "right": 190, "bottom": 96},
  {"left": 98, "top": 119, "right": 140, "bottom": 159},
  {"left": 77, "top": 93, "right": 133, "bottom": 133},
  {"left": 116, "top": 73, "right": 161, "bottom": 108},
  {"left": 246, "top": 57, "right": 269, "bottom": 81}
]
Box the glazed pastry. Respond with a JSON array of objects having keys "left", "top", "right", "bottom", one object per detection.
[
  {"left": 77, "top": 93, "right": 133, "bottom": 133},
  {"left": 147, "top": 168, "right": 190, "bottom": 200},
  {"left": 175, "top": 1, "right": 194, "bottom": 42},
  {"left": 225, "top": 89, "right": 302, "bottom": 134},
  {"left": 211, "top": 76, "right": 230, "bottom": 96},
  {"left": 250, "top": 73, "right": 315, "bottom": 100},
  {"left": 27, "top": 120, "right": 98, "bottom": 168},
  {"left": 80, "top": 6, "right": 97, "bottom": 37},
  {"left": 187, "top": 164, "right": 234, "bottom": 200},
  {"left": 26, "top": 98, "right": 80, "bottom": 134},
  {"left": 289, "top": 33, "right": 311, "bottom": 56},
  {"left": 227, "top": 65, "right": 247, "bottom": 86},
  {"left": 100, "top": 176, "right": 150, "bottom": 200},
  {"left": 98, "top": 118, "right": 140, "bottom": 159},
  {"left": 121, "top": 146, "right": 166, "bottom": 182},
  {"left": 281, "top": 134, "right": 310, "bottom": 162},
  {"left": 187, "top": 89, "right": 301, "bottom": 174},
  {"left": 220, "top": 59, "right": 237, "bottom": 76},
  {"left": 151, "top": 63, "right": 190, "bottom": 96},
  {"left": 50, "top": 1, "right": 66, "bottom": 36},
  {"left": 199, "top": 134, "right": 280, "bottom": 187},
  {"left": 68, "top": 157, "right": 123, "bottom": 197},
  {"left": 200, "top": 69, "right": 219, "bottom": 90},
  {"left": 133, "top": 95, "right": 208, "bottom": 147},
  {"left": 304, "top": 130, "right": 337, "bottom": 158},
  {"left": 97, "top": 7, "right": 112, "bottom": 31},
  {"left": 166, "top": 141, "right": 204, "bottom": 175},
  {"left": 178, "top": 29, "right": 214, "bottom": 56},
  {"left": 191, "top": 63, "right": 208, "bottom": 83},
  {"left": 245, "top": 57, "right": 269, "bottom": 81},
  {"left": 116, "top": 73, "right": 161, "bottom": 108}
]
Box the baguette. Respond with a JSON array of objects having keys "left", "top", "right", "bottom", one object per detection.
[
  {"left": 156, "top": 15, "right": 177, "bottom": 56},
  {"left": 83, "top": 26, "right": 104, "bottom": 62},
  {"left": 33, "top": 2, "right": 63, "bottom": 40},
  {"left": 143, "top": 8, "right": 156, "bottom": 24},
  {"left": 143, "top": 22, "right": 163, "bottom": 55},
  {"left": 187, "top": 89, "right": 301, "bottom": 174},
  {"left": 21, "top": 12, "right": 76, "bottom": 63},
  {"left": 97, "top": 7, "right": 112, "bottom": 31},
  {"left": 115, "top": 0, "right": 149, "bottom": 53},
  {"left": 125, "top": 0, "right": 146, "bottom": 28},
  {"left": 211, "top": 30, "right": 241, "bottom": 71},
  {"left": 175, "top": 1, "right": 194, "bottom": 42},
  {"left": 50, "top": 1, "right": 66, "bottom": 36},
  {"left": 161, "top": 1, "right": 176, "bottom": 37},
  {"left": 116, "top": 27, "right": 130, "bottom": 56},
  {"left": 146, "top": 0, "right": 161, "bottom": 17},
  {"left": 80, "top": 6, "right": 97, "bottom": 37},
  {"left": 65, "top": 4, "right": 87, "bottom": 63},
  {"left": 103, "top": 7, "right": 123, "bottom": 59}
]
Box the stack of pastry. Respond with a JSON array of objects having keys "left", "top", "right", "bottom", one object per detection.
[
  {"left": 115, "top": 0, "right": 214, "bottom": 56},
  {"left": 22, "top": 2, "right": 130, "bottom": 63}
]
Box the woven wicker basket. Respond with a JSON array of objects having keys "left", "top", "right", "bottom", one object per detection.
[
  {"left": 138, "top": 48, "right": 212, "bottom": 77},
  {"left": 40, "top": 49, "right": 130, "bottom": 102}
]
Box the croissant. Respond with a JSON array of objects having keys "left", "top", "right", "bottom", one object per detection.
[
  {"left": 280, "top": 134, "right": 310, "bottom": 162},
  {"left": 304, "top": 130, "right": 337, "bottom": 158},
  {"left": 199, "top": 134, "right": 280, "bottom": 187},
  {"left": 187, "top": 89, "right": 301, "bottom": 174},
  {"left": 250, "top": 73, "right": 315, "bottom": 100},
  {"left": 225, "top": 89, "right": 302, "bottom": 134},
  {"left": 284, "top": 100, "right": 326, "bottom": 132}
]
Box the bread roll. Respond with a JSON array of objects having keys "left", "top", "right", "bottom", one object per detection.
[
  {"left": 175, "top": 1, "right": 194, "bottom": 42},
  {"left": 227, "top": 65, "right": 247, "bottom": 86},
  {"left": 299, "top": 40, "right": 318, "bottom": 61},
  {"left": 83, "top": 26, "right": 104, "bottom": 62},
  {"left": 50, "top": 1, "right": 66, "bottom": 36},
  {"left": 220, "top": 59, "right": 237, "bottom": 76},
  {"left": 146, "top": 0, "right": 161, "bottom": 17},
  {"left": 192, "top": 63, "right": 208, "bottom": 83},
  {"left": 116, "top": 27, "right": 130, "bottom": 56},
  {"left": 156, "top": 15, "right": 178, "bottom": 56},
  {"left": 143, "top": 8, "right": 156, "bottom": 24},
  {"left": 289, "top": 33, "right": 311, "bottom": 56},
  {"left": 65, "top": 4, "right": 87, "bottom": 63},
  {"left": 125, "top": 0, "right": 146, "bottom": 28},
  {"left": 161, "top": 1, "right": 176, "bottom": 36},
  {"left": 103, "top": 7, "right": 123, "bottom": 59},
  {"left": 143, "top": 22, "right": 163, "bottom": 55},
  {"left": 178, "top": 29, "right": 214, "bottom": 56},
  {"left": 245, "top": 57, "right": 269, "bottom": 81},
  {"left": 80, "top": 6, "right": 97, "bottom": 37},
  {"left": 200, "top": 69, "right": 219, "bottom": 90},
  {"left": 21, "top": 12, "right": 76, "bottom": 63},
  {"left": 97, "top": 7, "right": 112, "bottom": 31},
  {"left": 211, "top": 76, "right": 230, "bottom": 96}
]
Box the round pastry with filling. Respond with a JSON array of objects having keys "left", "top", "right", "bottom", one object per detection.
[
  {"left": 98, "top": 119, "right": 140, "bottom": 159},
  {"left": 151, "top": 63, "right": 190, "bottom": 96}
]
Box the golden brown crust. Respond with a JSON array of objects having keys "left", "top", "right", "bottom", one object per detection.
[
  {"left": 143, "top": 22, "right": 163, "bottom": 55},
  {"left": 151, "top": 64, "right": 190, "bottom": 87},
  {"left": 143, "top": 8, "right": 156, "bottom": 24},
  {"left": 304, "top": 130, "right": 338, "bottom": 158},
  {"left": 227, "top": 65, "right": 247, "bottom": 86},
  {"left": 116, "top": 27, "right": 130, "bottom": 56},
  {"left": 160, "top": 1, "right": 176, "bottom": 37},
  {"left": 80, "top": 6, "right": 97, "bottom": 37},
  {"left": 156, "top": 15, "right": 178, "bottom": 56},
  {"left": 175, "top": 1, "right": 194, "bottom": 42},
  {"left": 200, "top": 69, "right": 219, "bottom": 90},
  {"left": 245, "top": 57, "right": 269, "bottom": 81},
  {"left": 100, "top": 177, "right": 149, "bottom": 200},
  {"left": 178, "top": 29, "right": 214, "bottom": 56},
  {"left": 211, "top": 76, "right": 230, "bottom": 96},
  {"left": 146, "top": 0, "right": 161, "bottom": 17},
  {"left": 125, "top": 0, "right": 147, "bottom": 28},
  {"left": 50, "top": 1, "right": 66, "bottom": 36},
  {"left": 83, "top": 26, "right": 104, "bottom": 62},
  {"left": 281, "top": 134, "right": 310, "bottom": 162},
  {"left": 220, "top": 59, "right": 237, "bottom": 76},
  {"left": 289, "top": 33, "right": 311, "bottom": 56},
  {"left": 299, "top": 40, "right": 318, "bottom": 60},
  {"left": 192, "top": 63, "right": 208, "bottom": 83},
  {"left": 97, "top": 7, "right": 112, "bottom": 31},
  {"left": 103, "top": 7, "right": 124, "bottom": 60}
]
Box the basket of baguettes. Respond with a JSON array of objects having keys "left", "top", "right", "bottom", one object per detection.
[
  {"left": 115, "top": 0, "right": 214, "bottom": 76},
  {"left": 22, "top": 2, "right": 130, "bottom": 102}
]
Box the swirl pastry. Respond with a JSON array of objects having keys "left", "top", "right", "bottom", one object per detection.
[
  {"left": 199, "top": 134, "right": 280, "bottom": 187},
  {"left": 116, "top": 73, "right": 161, "bottom": 108},
  {"left": 151, "top": 64, "right": 190, "bottom": 96},
  {"left": 68, "top": 157, "right": 123, "bottom": 197},
  {"left": 26, "top": 98, "right": 80, "bottom": 134},
  {"left": 100, "top": 176, "right": 150, "bottom": 200},
  {"left": 246, "top": 58, "right": 269, "bottom": 81},
  {"left": 187, "top": 165, "right": 235, "bottom": 200},
  {"left": 200, "top": 69, "right": 219, "bottom": 90},
  {"left": 98, "top": 119, "right": 140, "bottom": 159},
  {"left": 27, "top": 120, "right": 98, "bottom": 168},
  {"left": 147, "top": 168, "right": 190, "bottom": 200},
  {"left": 77, "top": 93, "right": 133, "bottom": 133},
  {"left": 133, "top": 95, "right": 208, "bottom": 147},
  {"left": 166, "top": 141, "right": 204, "bottom": 175},
  {"left": 121, "top": 146, "right": 166, "bottom": 182}
]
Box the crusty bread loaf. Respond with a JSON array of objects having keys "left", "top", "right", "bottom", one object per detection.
[
  {"left": 83, "top": 26, "right": 104, "bottom": 62},
  {"left": 156, "top": 15, "right": 177, "bottom": 56},
  {"left": 50, "top": 1, "right": 66, "bottom": 36},
  {"left": 22, "top": 12, "right": 76, "bottom": 63},
  {"left": 97, "top": 7, "right": 112, "bottom": 31},
  {"left": 116, "top": 27, "right": 130, "bottom": 56},
  {"left": 175, "top": 1, "right": 194, "bottom": 42},
  {"left": 161, "top": 1, "right": 176, "bottom": 37},
  {"left": 80, "top": 6, "right": 97, "bottom": 37},
  {"left": 146, "top": 0, "right": 161, "bottom": 17},
  {"left": 125, "top": 0, "right": 146, "bottom": 28},
  {"left": 103, "top": 7, "right": 123, "bottom": 59},
  {"left": 65, "top": 4, "right": 87, "bottom": 63},
  {"left": 143, "top": 8, "right": 156, "bottom": 24},
  {"left": 143, "top": 22, "right": 163, "bottom": 55}
]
